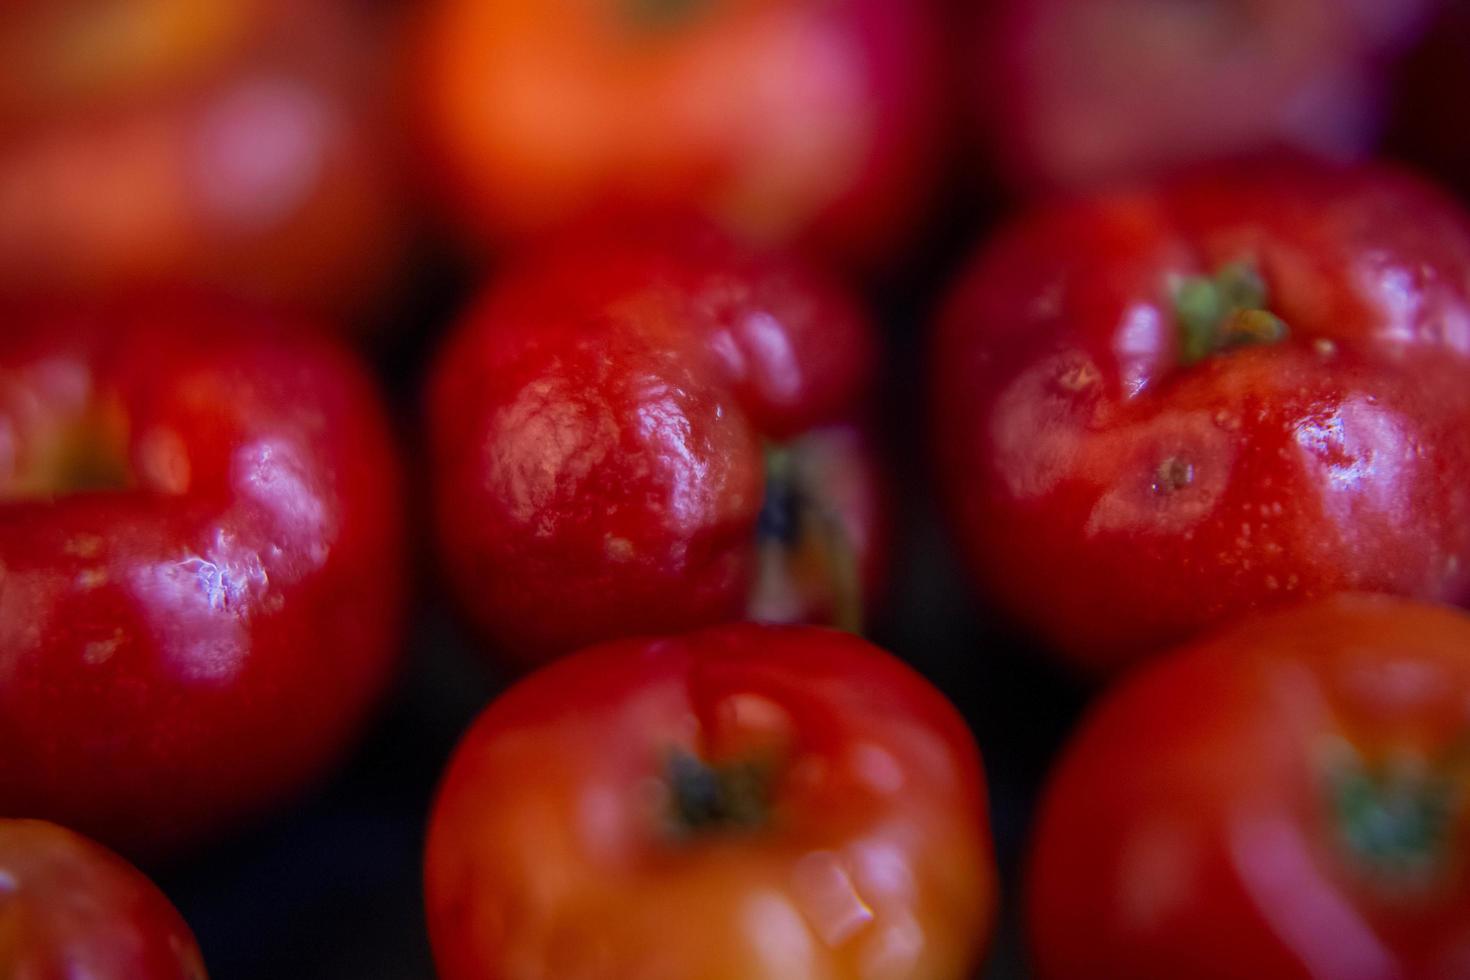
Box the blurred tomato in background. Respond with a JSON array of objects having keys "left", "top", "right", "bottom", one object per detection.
[
  {"left": 411, "top": 0, "right": 946, "bottom": 267},
  {"left": 3, "top": 0, "right": 1470, "bottom": 978},
  {"left": 974, "top": 0, "right": 1438, "bottom": 191},
  {"left": 0, "top": 819, "right": 208, "bottom": 978},
  {"left": 0, "top": 0, "right": 408, "bottom": 321}
]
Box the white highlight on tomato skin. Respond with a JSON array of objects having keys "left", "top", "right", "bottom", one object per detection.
[
  {"left": 1293, "top": 396, "right": 1411, "bottom": 515},
  {"left": 234, "top": 439, "right": 334, "bottom": 568},
  {"left": 1113, "top": 302, "right": 1168, "bottom": 399},
  {"left": 1114, "top": 817, "right": 1200, "bottom": 936},
  {"left": 790, "top": 850, "right": 876, "bottom": 948},
  {"left": 850, "top": 743, "right": 905, "bottom": 796},
  {"left": 190, "top": 74, "right": 329, "bottom": 234},
  {"left": 743, "top": 890, "right": 819, "bottom": 978},
  {"left": 733, "top": 310, "right": 802, "bottom": 408},
  {"left": 1228, "top": 811, "right": 1397, "bottom": 980}
]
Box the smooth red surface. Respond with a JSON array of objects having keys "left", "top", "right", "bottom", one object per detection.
[
  {"left": 1028, "top": 595, "right": 1470, "bottom": 979},
  {"left": 0, "top": 819, "right": 206, "bottom": 979},
  {"left": 932, "top": 161, "right": 1470, "bottom": 674},
  {"left": 428, "top": 218, "right": 887, "bottom": 664},
  {"left": 412, "top": 0, "right": 943, "bottom": 266},
  {"left": 975, "top": 0, "right": 1434, "bottom": 190},
  {"left": 0, "top": 301, "right": 405, "bottom": 856},
  {"left": 0, "top": 0, "right": 405, "bottom": 317},
  {"left": 425, "top": 623, "right": 996, "bottom": 980}
]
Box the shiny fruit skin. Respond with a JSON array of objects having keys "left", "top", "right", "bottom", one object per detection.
[
  {"left": 425, "top": 622, "right": 996, "bottom": 980},
  {"left": 931, "top": 161, "right": 1470, "bottom": 675},
  {"left": 0, "top": 819, "right": 207, "bottom": 979},
  {"left": 0, "top": 299, "right": 405, "bottom": 856},
  {"left": 975, "top": 0, "right": 1435, "bottom": 190},
  {"left": 1028, "top": 595, "right": 1470, "bottom": 979},
  {"left": 427, "top": 218, "right": 887, "bottom": 665},
  {"left": 412, "top": 0, "right": 942, "bottom": 266},
  {"left": 0, "top": 0, "right": 404, "bottom": 318}
]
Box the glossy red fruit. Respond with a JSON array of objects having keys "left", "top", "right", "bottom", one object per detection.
[
  {"left": 975, "top": 0, "right": 1435, "bottom": 191},
  {"left": 0, "top": 0, "right": 405, "bottom": 318},
  {"left": 427, "top": 218, "right": 887, "bottom": 665},
  {"left": 1028, "top": 595, "right": 1470, "bottom": 979},
  {"left": 411, "top": 0, "right": 943, "bottom": 266},
  {"left": 931, "top": 161, "right": 1470, "bottom": 675},
  {"left": 0, "top": 819, "right": 207, "bottom": 979},
  {"left": 426, "top": 623, "right": 996, "bottom": 980},
  {"left": 0, "top": 300, "right": 405, "bottom": 856}
]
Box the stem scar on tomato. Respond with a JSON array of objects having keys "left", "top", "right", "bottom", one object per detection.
[
  {"left": 1152, "top": 456, "right": 1197, "bottom": 495},
  {"left": 664, "top": 748, "right": 776, "bottom": 839},
  {"left": 1174, "top": 261, "right": 1289, "bottom": 365},
  {"left": 1322, "top": 736, "right": 1470, "bottom": 889},
  {"left": 624, "top": 0, "right": 716, "bottom": 33},
  {"left": 752, "top": 442, "right": 863, "bottom": 634}
]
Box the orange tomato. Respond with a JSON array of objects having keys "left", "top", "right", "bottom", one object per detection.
[
  {"left": 412, "top": 0, "right": 944, "bottom": 266},
  {"left": 426, "top": 624, "right": 996, "bottom": 979}
]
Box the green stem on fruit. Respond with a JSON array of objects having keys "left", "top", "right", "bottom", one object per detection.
[
  {"left": 752, "top": 442, "right": 863, "bottom": 635},
  {"left": 1325, "top": 739, "right": 1465, "bottom": 887},
  {"left": 1175, "top": 261, "right": 1289, "bottom": 365},
  {"left": 665, "top": 748, "right": 772, "bottom": 838}
]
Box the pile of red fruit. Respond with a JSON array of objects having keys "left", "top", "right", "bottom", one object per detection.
[{"left": 3, "top": 1, "right": 1470, "bottom": 978}]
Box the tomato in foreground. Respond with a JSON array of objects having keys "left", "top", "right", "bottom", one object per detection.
[
  {"left": 1029, "top": 595, "right": 1470, "bottom": 979},
  {"left": 0, "top": 300, "right": 405, "bottom": 856},
  {"left": 428, "top": 218, "right": 888, "bottom": 665},
  {"left": 0, "top": 819, "right": 206, "bottom": 979},
  {"left": 932, "top": 161, "right": 1470, "bottom": 675},
  {"left": 425, "top": 623, "right": 996, "bottom": 980},
  {"left": 411, "top": 0, "right": 942, "bottom": 266}
]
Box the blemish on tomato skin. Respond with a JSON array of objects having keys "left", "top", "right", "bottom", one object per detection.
[
  {"left": 74, "top": 568, "right": 108, "bottom": 590},
  {"left": 1084, "top": 411, "right": 1236, "bottom": 537},
  {"left": 1152, "top": 457, "right": 1195, "bottom": 495}
]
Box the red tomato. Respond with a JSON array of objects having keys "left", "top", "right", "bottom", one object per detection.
[
  {"left": 0, "top": 299, "right": 405, "bottom": 856},
  {"left": 1028, "top": 594, "right": 1470, "bottom": 979},
  {"left": 0, "top": 0, "right": 405, "bottom": 319},
  {"left": 0, "top": 818, "right": 206, "bottom": 979},
  {"left": 974, "top": 0, "right": 1435, "bottom": 190},
  {"left": 411, "top": 0, "right": 943, "bottom": 266},
  {"left": 427, "top": 218, "right": 889, "bottom": 665},
  {"left": 425, "top": 623, "right": 996, "bottom": 980},
  {"left": 931, "top": 161, "right": 1470, "bottom": 675}
]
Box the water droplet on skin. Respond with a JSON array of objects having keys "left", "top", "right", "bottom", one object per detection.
[
  {"left": 1213, "top": 409, "right": 1242, "bottom": 431},
  {"left": 74, "top": 568, "right": 108, "bottom": 590}
]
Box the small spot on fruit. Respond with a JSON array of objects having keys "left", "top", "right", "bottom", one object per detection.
[
  {"left": 1213, "top": 409, "right": 1242, "bottom": 432},
  {"left": 1055, "top": 360, "right": 1101, "bottom": 392},
  {"left": 605, "top": 536, "right": 635, "bottom": 561},
  {"left": 1313, "top": 338, "right": 1339, "bottom": 360},
  {"left": 75, "top": 568, "right": 109, "bottom": 590},
  {"left": 1152, "top": 457, "right": 1195, "bottom": 495},
  {"left": 64, "top": 534, "right": 103, "bottom": 558},
  {"left": 82, "top": 629, "right": 124, "bottom": 665}
]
